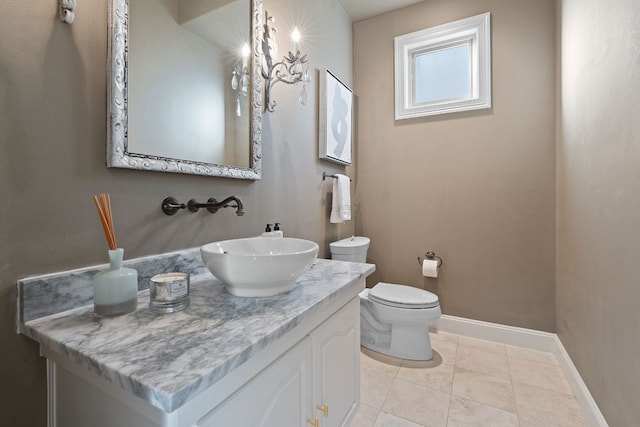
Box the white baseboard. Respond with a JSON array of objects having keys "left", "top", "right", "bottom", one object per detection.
[
  {"left": 432, "top": 314, "right": 558, "bottom": 352},
  {"left": 432, "top": 314, "right": 608, "bottom": 427},
  {"left": 553, "top": 335, "right": 609, "bottom": 427}
]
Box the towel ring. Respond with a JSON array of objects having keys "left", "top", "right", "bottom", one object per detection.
[
  {"left": 417, "top": 250, "right": 443, "bottom": 268},
  {"left": 322, "top": 172, "right": 352, "bottom": 181}
]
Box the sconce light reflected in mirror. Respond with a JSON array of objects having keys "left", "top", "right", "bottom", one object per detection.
[
  {"left": 261, "top": 11, "right": 311, "bottom": 112},
  {"left": 231, "top": 43, "right": 251, "bottom": 117}
]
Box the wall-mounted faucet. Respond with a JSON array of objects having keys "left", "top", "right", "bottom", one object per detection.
[
  {"left": 188, "top": 196, "right": 244, "bottom": 216},
  {"left": 162, "top": 196, "right": 245, "bottom": 216}
]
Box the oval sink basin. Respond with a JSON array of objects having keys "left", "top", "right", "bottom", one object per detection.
[{"left": 201, "top": 237, "right": 319, "bottom": 297}]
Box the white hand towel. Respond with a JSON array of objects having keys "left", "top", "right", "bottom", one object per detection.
[{"left": 330, "top": 174, "right": 351, "bottom": 223}]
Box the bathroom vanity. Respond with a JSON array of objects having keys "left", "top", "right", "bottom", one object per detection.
[{"left": 17, "top": 251, "right": 375, "bottom": 427}]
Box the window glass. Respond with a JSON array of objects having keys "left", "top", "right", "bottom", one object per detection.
[{"left": 413, "top": 44, "right": 470, "bottom": 104}]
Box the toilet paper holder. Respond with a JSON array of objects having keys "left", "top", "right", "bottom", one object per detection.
[{"left": 417, "top": 250, "right": 443, "bottom": 268}]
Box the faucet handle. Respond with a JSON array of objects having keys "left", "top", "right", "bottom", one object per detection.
[
  {"left": 161, "top": 197, "right": 186, "bottom": 216},
  {"left": 265, "top": 223, "right": 273, "bottom": 232}
]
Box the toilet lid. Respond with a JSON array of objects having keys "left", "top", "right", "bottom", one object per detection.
[
  {"left": 369, "top": 282, "right": 439, "bottom": 309},
  {"left": 329, "top": 236, "right": 370, "bottom": 248}
]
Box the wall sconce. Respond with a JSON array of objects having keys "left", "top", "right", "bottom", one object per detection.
[
  {"left": 231, "top": 43, "right": 251, "bottom": 117},
  {"left": 57, "top": 0, "right": 76, "bottom": 24},
  {"left": 261, "top": 11, "right": 311, "bottom": 112}
]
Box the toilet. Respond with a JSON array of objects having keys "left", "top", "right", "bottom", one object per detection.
[{"left": 330, "top": 236, "right": 441, "bottom": 361}]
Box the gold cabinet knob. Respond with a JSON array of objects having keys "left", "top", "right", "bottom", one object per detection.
[
  {"left": 306, "top": 417, "right": 319, "bottom": 427},
  {"left": 317, "top": 404, "right": 329, "bottom": 417}
]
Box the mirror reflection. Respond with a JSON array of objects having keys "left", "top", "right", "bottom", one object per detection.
[{"left": 107, "top": 0, "right": 262, "bottom": 179}]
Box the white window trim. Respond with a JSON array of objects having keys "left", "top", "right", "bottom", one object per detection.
[{"left": 394, "top": 12, "right": 491, "bottom": 120}]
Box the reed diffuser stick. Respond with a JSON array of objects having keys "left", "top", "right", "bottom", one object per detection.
[{"left": 93, "top": 193, "right": 117, "bottom": 250}]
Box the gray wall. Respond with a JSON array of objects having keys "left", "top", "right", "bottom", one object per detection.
[
  {"left": 353, "top": 0, "right": 557, "bottom": 331},
  {"left": 556, "top": 0, "right": 640, "bottom": 425},
  {"left": 0, "top": 0, "right": 353, "bottom": 424}
]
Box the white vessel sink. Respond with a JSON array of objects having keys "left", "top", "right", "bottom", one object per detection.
[{"left": 201, "top": 237, "right": 319, "bottom": 297}]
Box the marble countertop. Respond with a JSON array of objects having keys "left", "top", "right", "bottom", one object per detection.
[{"left": 19, "top": 259, "right": 374, "bottom": 413}]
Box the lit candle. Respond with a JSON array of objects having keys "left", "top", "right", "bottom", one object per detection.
[
  {"left": 241, "top": 43, "right": 250, "bottom": 68},
  {"left": 291, "top": 27, "right": 301, "bottom": 54}
]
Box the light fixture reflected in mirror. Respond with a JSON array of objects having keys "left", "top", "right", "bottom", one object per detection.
[
  {"left": 231, "top": 43, "right": 251, "bottom": 117},
  {"left": 261, "top": 11, "right": 311, "bottom": 112}
]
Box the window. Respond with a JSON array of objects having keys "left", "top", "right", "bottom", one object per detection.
[{"left": 395, "top": 13, "right": 491, "bottom": 119}]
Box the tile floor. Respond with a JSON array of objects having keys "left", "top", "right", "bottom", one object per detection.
[{"left": 352, "top": 332, "right": 588, "bottom": 427}]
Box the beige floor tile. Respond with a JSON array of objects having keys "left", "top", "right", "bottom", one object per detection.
[
  {"left": 513, "top": 381, "right": 587, "bottom": 427},
  {"left": 458, "top": 336, "right": 506, "bottom": 355},
  {"left": 397, "top": 356, "right": 455, "bottom": 393},
  {"left": 508, "top": 356, "right": 572, "bottom": 395},
  {"left": 361, "top": 368, "right": 396, "bottom": 409},
  {"left": 447, "top": 396, "right": 519, "bottom": 427},
  {"left": 455, "top": 345, "right": 510, "bottom": 379},
  {"left": 360, "top": 331, "right": 589, "bottom": 427},
  {"left": 382, "top": 378, "right": 450, "bottom": 427},
  {"left": 430, "top": 330, "right": 459, "bottom": 345},
  {"left": 361, "top": 348, "right": 403, "bottom": 378},
  {"left": 451, "top": 367, "right": 517, "bottom": 413},
  {"left": 374, "top": 412, "right": 425, "bottom": 427},
  {"left": 351, "top": 403, "right": 380, "bottom": 427},
  {"left": 429, "top": 333, "right": 459, "bottom": 365},
  {"left": 517, "top": 414, "right": 582, "bottom": 427},
  {"left": 506, "top": 345, "right": 559, "bottom": 366}
]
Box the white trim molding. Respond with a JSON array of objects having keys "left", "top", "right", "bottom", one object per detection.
[
  {"left": 553, "top": 335, "right": 610, "bottom": 427},
  {"left": 432, "top": 314, "right": 609, "bottom": 427}
]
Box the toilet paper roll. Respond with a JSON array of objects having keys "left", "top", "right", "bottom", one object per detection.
[{"left": 422, "top": 259, "right": 439, "bottom": 278}]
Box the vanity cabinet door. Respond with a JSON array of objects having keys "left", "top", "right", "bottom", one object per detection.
[
  {"left": 310, "top": 298, "right": 360, "bottom": 427},
  {"left": 195, "top": 336, "right": 313, "bottom": 427}
]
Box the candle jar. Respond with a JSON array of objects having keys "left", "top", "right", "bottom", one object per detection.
[
  {"left": 149, "top": 273, "right": 190, "bottom": 313},
  {"left": 93, "top": 248, "right": 138, "bottom": 317}
]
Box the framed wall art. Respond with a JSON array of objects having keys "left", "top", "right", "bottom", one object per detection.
[{"left": 319, "top": 69, "right": 353, "bottom": 165}]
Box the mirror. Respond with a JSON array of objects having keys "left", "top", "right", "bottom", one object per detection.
[{"left": 107, "top": 0, "right": 262, "bottom": 179}]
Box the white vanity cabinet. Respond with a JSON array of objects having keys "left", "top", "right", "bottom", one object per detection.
[
  {"left": 196, "top": 336, "right": 314, "bottom": 427},
  {"left": 311, "top": 296, "right": 360, "bottom": 426},
  {"left": 196, "top": 297, "right": 360, "bottom": 427},
  {"left": 45, "top": 297, "right": 361, "bottom": 427}
]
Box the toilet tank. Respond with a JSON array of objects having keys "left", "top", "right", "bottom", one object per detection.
[{"left": 329, "top": 236, "right": 370, "bottom": 263}]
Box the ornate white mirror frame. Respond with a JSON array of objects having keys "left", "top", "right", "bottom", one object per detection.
[
  {"left": 395, "top": 12, "right": 491, "bottom": 120},
  {"left": 107, "top": 0, "right": 263, "bottom": 179}
]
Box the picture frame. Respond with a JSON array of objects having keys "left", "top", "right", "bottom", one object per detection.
[{"left": 319, "top": 69, "right": 353, "bottom": 165}]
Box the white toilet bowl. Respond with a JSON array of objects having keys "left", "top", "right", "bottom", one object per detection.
[
  {"left": 359, "top": 283, "right": 441, "bottom": 360},
  {"left": 328, "top": 237, "right": 441, "bottom": 360}
]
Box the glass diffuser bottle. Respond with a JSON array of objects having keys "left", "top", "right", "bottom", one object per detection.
[
  {"left": 94, "top": 248, "right": 138, "bottom": 317},
  {"left": 92, "top": 193, "right": 138, "bottom": 317}
]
